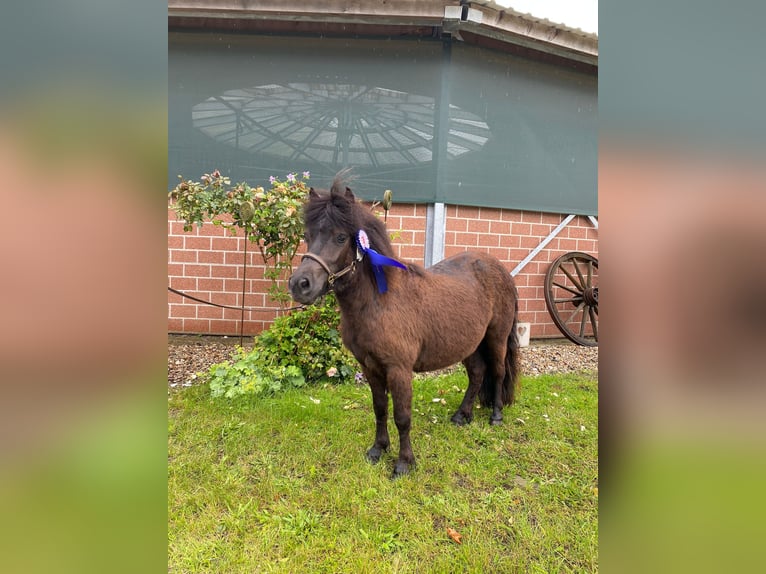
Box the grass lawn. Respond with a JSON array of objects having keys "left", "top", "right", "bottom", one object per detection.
[{"left": 168, "top": 370, "right": 598, "bottom": 573}]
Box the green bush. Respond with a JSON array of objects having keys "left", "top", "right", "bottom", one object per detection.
[{"left": 208, "top": 294, "right": 360, "bottom": 398}]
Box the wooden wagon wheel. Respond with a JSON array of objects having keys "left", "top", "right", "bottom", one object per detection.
[{"left": 544, "top": 251, "right": 598, "bottom": 347}]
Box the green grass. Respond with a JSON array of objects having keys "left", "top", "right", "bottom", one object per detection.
[{"left": 168, "top": 370, "right": 598, "bottom": 573}]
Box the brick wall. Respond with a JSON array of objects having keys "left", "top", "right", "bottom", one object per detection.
[{"left": 168, "top": 203, "right": 598, "bottom": 339}]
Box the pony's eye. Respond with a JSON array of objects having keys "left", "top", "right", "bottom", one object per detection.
[{"left": 336, "top": 233, "right": 348, "bottom": 244}]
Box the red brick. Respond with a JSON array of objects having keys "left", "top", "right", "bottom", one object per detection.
[
  {"left": 500, "top": 234, "right": 520, "bottom": 249},
  {"left": 577, "top": 239, "right": 597, "bottom": 254},
  {"left": 515, "top": 310, "right": 533, "bottom": 323},
  {"left": 169, "top": 277, "right": 196, "bottom": 291},
  {"left": 446, "top": 218, "right": 467, "bottom": 232},
  {"left": 490, "top": 220, "right": 511, "bottom": 236},
  {"left": 541, "top": 212, "right": 563, "bottom": 225},
  {"left": 167, "top": 318, "right": 183, "bottom": 332},
  {"left": 197, "top": 278, "right": 224, "bottom": 292},
  {"left": 171, "top": 303, "right": 197, "bottom": 318},
  {"left": 526, "top": 298, "right": 548, "bottom": 312},
  {"left": 467, "top": 219, "right": 490, "bottom": 233},
  {"left": 457, "top": 205, "right": 481, "bottom": 219},
  {"left": 248, "top": 279, "right": 273, "bottom": 295},
  {"left": 477, "top": 233, "right": 499, "bottom": 248},
  {"left": 167, "top": 263, "right": 184, "bottom": 277},
  {"left": 517, "top": 285, "right": 537, "bottom": 300},
  {"left": 171, "top": 249, "right": 197, "bottom": 263},
  {"left": 566, "top": 225, "right": 588, "bottom": 239},
  {"left": 400, "top": 216, "right": 426, "bottom": 231},
  {"left": 167, "top": 235, "right": 184, "bottom": 249},
  {"left": 512, "top": 273, "right": 528, "bottom": 287},
  {"left": 521, "top": 212, "right": 542, "bottom": 224},
  {"left": 455, "top": 232, "right": 478, "bottom": 246},
  {"left": 171, "top": 221, "right": 191, "bottom": 235},
  {"left": 183, "top": 319, "right": 210, "bottom": 334},
  {"left": 486, "top": 247, "right": 510, "bottom": 262},
  {"left": 520, "top": 235, "right": 540, "bottom": 249},
  {"left": 510, "top": 248, "right": 528, "bottom": 263},
  {"left": 198, "top": 306, "right": 225, "bottom": 319},
  {"left": 206, "top": 320, "right": 238, "bottom": 336},
  {"left": 530, "top": 223, "right": 554, "bottom": 237},
  {"left": 197, "top": 250, "right": 225, "bottom": 264},
  {"left": 557, "top": 238, "right": 578, "bottom": 252},
  {"left": 209, "top": 293, "right": 238, "bottom": 307},
  {"left": 212, "top": 237, "right": 241, "bottom": 251},
  {"left": 185, "top": 264, "right": 211, "bottom": 278},
  {"left": 444, "top": 245, "right": 462, "bottom": 259},
  {"left": 511, "top": 222, "right": 531, "bottom": 236},
  {"left": 398, "top": 245, "right": 424, "bottom": 261},
  {"left": 184, "top": 236, "right": 211, "bottom": 250},
  {"left": 210, "top": 264, "right": 238, "bottom": 278}
]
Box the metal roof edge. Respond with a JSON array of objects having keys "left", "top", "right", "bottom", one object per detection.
[{"left": 168, "top": 1, "right": 598, "bottom": 65}]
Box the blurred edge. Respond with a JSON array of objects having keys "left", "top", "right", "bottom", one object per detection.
[
  {"left": 2, "top": 0, "right": 766, "bottom": 572},
  {"left": 0, "top": 2, "right": 167, "bottom": 573},
  {"left": 600, "top": 1, "right": 766, "bottom": 573}
]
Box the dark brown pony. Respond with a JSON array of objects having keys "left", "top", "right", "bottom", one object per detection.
[{"left": 288, "top": 172, "right": 520, "bottom": 477}]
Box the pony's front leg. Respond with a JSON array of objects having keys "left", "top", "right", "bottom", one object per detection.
[
  {"left": 366, "top": 376, "right": 390, "bottom": 464},
  {"left": 389, "top": 368, "right": 415, "bottom": 478}
]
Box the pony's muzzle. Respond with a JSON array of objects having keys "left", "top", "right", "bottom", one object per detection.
[{"left": 288, "top": 262, "right": 327, "bottom": 305}]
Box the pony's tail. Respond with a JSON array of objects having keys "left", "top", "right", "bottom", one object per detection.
[
  {"left": 504, "top": 304, "right": 521, "bottom": 406},
  {"left": 479, "top": 299, "right": 521, "bottom": 408}
]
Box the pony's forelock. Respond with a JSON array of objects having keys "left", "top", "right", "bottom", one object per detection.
[{"left": 303, "top": 173, "right": 395, "bottom": 258}]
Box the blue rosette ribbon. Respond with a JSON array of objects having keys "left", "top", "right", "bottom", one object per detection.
[{"left": 357, "top": 229, "right": 406, "bottom": 294}]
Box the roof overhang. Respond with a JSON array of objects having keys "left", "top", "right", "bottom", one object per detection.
[{"left": 168, "top": 1, "right": 597, "bottom": 67}]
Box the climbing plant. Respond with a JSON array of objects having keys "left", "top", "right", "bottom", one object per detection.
[{"left": 168, "top": 170, "right": 309, "bottom": 307}]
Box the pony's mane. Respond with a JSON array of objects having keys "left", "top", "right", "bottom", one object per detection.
[{"left": 304, "top": 171, "right": 396, "bottom": 259}]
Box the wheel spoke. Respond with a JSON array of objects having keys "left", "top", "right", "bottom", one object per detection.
[
  {"left": 579, "top": 304, "right": 588, "bottom": 337},
  {"left": 564, "top": 301, "right": 586, "bottom": 325},
  {"left": 560, "top": 264, "right": 584, "bottom": 291},
  {"left": 552, "top": 281, "right": 581, "bottom": 296},
  {"left": 554, "top": 296, "right": 581, "bottom": 304},
  {"left": 572, "top": 258, "right": 587, "bottom": 291},
  {"left": 589, "top": 306, "right": 598, "bottom": 340},
  {"left": 586, "top": 260, "right": 593, "bottom": 288}
]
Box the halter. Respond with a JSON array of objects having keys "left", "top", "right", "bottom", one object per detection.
[
  {"left": 301, "top": 230, "right": 406, "bottom": 294},
  {"left": 301, "top": 248, "right": 362, "bottom": 288}
]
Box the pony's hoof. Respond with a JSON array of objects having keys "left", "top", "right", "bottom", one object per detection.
[
  {"left": 392, "top": 460, "right": 413, "bottom": 478},
  {"left": 366, "top": 446, "right": 385, "bottom": 464},
  {"left": 450, "top": 412, "right": 472, "bottom": 426},
  {"left": 490, "top": 416, "right": 503, "bottom": 426}
]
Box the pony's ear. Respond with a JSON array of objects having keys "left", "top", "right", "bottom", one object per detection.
[
  {"left": 344, "top": 187, "right": 355, "bottom": 201},
  {"left": 309, "top": 187, "right": 319, "bottom": 199}
]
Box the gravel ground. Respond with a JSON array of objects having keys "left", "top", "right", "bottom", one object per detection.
[{"left": 168, "top": 335, "right": 597, "bottom": 387}]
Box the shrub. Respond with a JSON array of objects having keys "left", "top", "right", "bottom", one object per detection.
[
  {"left": 208, "top": 294, "right": 360, "bottom": 398},
  {"left": 169, "top": 170, "right": 308, "bottom": 307}
]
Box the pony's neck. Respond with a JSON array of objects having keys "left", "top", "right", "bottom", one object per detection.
[{"left": 333, "top": 257, "right": 388, "bottom": 314}]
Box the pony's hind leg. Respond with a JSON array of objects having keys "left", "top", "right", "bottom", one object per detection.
[
  {"left": 486, "top": 338, "right": 508, "bottom": 426},
  {"left": 451, "top": 350, "right": 486, "bottom": 426},
  {"left": 366, "top": 375, "right": 390, "bottom": 464}
]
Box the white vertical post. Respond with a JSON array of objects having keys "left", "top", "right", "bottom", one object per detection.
[{"left": 424, "top": 202, "right": 446, "bottom": 267}]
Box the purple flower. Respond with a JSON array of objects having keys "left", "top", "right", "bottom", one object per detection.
[
  {"left": 286, "top": 173, "right": 296, "bottom": 182},
  {"left": 269, "top": 175, "right": 276, "bottom": 184},
  {"left": 355, "top": 372, "right": 365, "bottom": 383},
  {"left": 302, "top": 171, "right": 310, "bottom": 179}
]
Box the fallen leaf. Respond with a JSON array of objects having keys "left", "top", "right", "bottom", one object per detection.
[
  {"left": 446, "top": 527, "right": 462, "bottom": 544},
  {"left": 513, "top": 476, "right": 529, "bottom": 488}
]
